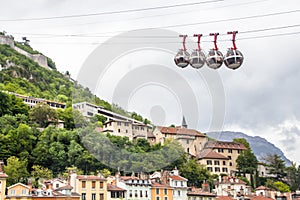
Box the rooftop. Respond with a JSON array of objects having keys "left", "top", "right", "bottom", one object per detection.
[
  {"left": 157, "top": 126, "right": 205, "bottom": 137},
  {"left": 198, "top": 149, "right": 229, "bottom": 160},
  {"left": 205, "top": 141, "right": 247, "bottom": 150}
]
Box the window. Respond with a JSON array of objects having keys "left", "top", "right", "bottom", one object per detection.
[
  {"left": 238, "top": 149, "right": 242, "bottom": 154},
  {"left": 87, "top": 112, "right": 93, "bottom": 116},
  {"left": 207, "top": 167, "right": 213, "bottom": 172},
  {"left": 214, "top": 160, "right": 220, "bottom": 165},
  {"left": 145, "top": 191, "right": 148, "bottom": 197},
  {"left": 229, "top": 162, "right": 233, "bottom": 166},
  {"left": 181, "top": 181, "right": 184, "bottom": 186},
  {"left": 82, "top": 181, "right": 86, "bottom": 189},
  {"left": 218, "top": 148, "right": 224, "bottom": 153},
  {"left": 156, "top": 197, "right": 160, "bottom": 200},
  {"left": 164, "top": 197, "right": 168, "bottom": 200},
  {"left": 92, "top": 181, "right": 96, "bottom": 189},
  {"left": 175, "top": 181, "right": 178, "bottom": 186},
  {"left": 10, "top": 190, "right": 16, "bottom": 195},
  {"left": 187, "top": 139, "right": 189, "bottom": 144},
  {"left": 228, "top": 149, "right": 232, "bottom": 153},
  {"left": 223, "top": 161, "right": 226, "bottom": 165},
  {"left": 156, "top": 188, "right": 160, "bottom": 195},
  {"left": 222, "top": 168, "right": 228, "bottom": 172},
  {"left": 187, "top": 148, "right": 190, "bottom": 153},
  {"left": 207, "top": 160, "right": 212, "bottom": 165},
  {"left": 56, "top": 183, "right": 59, "bottom": 188},
  {"left": 178, "top": 190, "right": 181, "bottom": 196},
  {"left": 129, "top": 190, "right": 133, "bottom": 197},
  {"left": 118, "top": 129, "right": 120, "bottom": 133},
  {"left": 82, "top": 193, "right": 86, "bottom": 200},
  {"left": 228, "top": 156, "right": 232, "bottom": 160},
  {"left": 140, "top": 190, "right": 143, "bottom": 197},
  {"left": 100, "top": 194, "right": 104, "bottom": 200},
  {"left": 22, "top": 189, "right": 27, "bottom": 195},
  {"left": 92, "top": 193, "right": 96, "bottom": 200},
  {"left": 215, "top": 167, "right": 220, "bottom": 172},
  {"left": 125, "top": 122, "right": 129, "bottom": 126},
  {"left": 135, "top": 190, "right": 138, "bottom": 197},
  {"left": 100, "top": 181, "right": 103, "bottom": 189},
  {"left": 164, "top": 189, "right": 168, "bottom": 195},
  {"left": 117, "top": 122, "right": 121, "bottom": 126}
]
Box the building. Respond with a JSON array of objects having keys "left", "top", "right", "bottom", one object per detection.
[
  {"left": 0, "top": 160, "right": 8, "bottom": 200},
  {"left": 198, "top": 149, "right": 230, "bottom": 175},
  {"left": 43, "top": 178, "right": 67, "bottom": 190},
  {"left": 168, "top": 169, "right": 188, "bottom": 200},
  {"left": 213, "top": 176, "right": 249, "bottom": 198},
  {"left": 103, "top": 119, "right": 150, "bottom": 140},
  {"left": 69, "top": 171, "right": 107, "bottom": 200},
  {"left": 4, "top": 91, "right": 66, "bottom": 109},
  {"left": 7, "top": 183, "right": 30, "bottom": 197},
  {"left": 152, "top": 126, "right": 207, "bottom": 157},
  {"left": 187, "top": 186, "right": 217, "bottom": 200},
  {"left": 6, "top": 183, "right": 80, "bottom": 200},
  {"left": 116, "top": 176, "right": 152, "bottom": 200},
  {"left": 257, "top": 163, "right": 276, "bottom": 178},
  {"left": 203, "top": 141, "right": 247, "bottom": 174},
  {"left": 151, "top": 182, "right": 173, "bottom": 200},
  {"left": 107, "top": 184, "right": 126, "bottom": 200}
]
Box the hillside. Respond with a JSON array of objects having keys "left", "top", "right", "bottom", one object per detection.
[{"left": 206, "top": 131, "right": 292, "bottom": 166}]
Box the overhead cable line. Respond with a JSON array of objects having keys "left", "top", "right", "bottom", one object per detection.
[{"left": 0, "top": 0, "right": 223, "bottom": 22}]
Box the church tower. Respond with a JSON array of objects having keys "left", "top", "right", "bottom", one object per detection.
[
  {"left": 0, "top": 160, "right": 8, "bottom": 200},
  {"left": 182, "top": 116, "right": 188, "bottom": 128}
]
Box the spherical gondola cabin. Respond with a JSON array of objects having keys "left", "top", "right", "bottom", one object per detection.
[
  {"left": 189, "top": 50, "right": 206, "bottom": 69},
  {"left": 206, "top": 49, "right": 224, "bottom": 69},
  {"left": 174, "top": 49, "right": 190, "bottom": 68},
  {"left": 224, "top": 49, "right": 244, "bottom": 70}
]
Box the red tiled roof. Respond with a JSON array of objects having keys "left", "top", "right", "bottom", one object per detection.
[
  {"left": 217, "top": 196, "right": 234, "bottom": 200},
  {"left": 158, "top": 126, "right": 205, "bottom": 137},
  {"left": 170, "top": 175, "right": 187, "bottom": 181},
  {"left": 188, "top": 187, "right": 216, "bottom": 197},
  {"left": 77, "top": 175, "right": 106, "bottom": 181},
  {"left": 0, "top": 172, "right": 8, "bottom": 178},
  {"left": 198, "top": 149, "right": 229, "bottom": 160},
  {"left": 151, "top": 182, "right": 172, "bottom": 188},
  {"left": 205, "top": 141, "right": 247, "bottom": 150},
  {"left": 251, "top": 196, "right": 274, "bottom": 200},
  {"left": 256, "top": 186, "right": 271, "bottom": 190},
  {"left": 107, "top": 184, "right": 126, "bottom": 191},
  {"left": 147, "top": 132, "right": 156, "bottom": 138}
]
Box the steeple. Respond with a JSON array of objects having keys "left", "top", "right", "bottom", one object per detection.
[{"left": 182, "top": 116, "right": 187, "bottom": 128}]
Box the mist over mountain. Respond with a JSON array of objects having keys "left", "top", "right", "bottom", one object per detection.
[{"left": 206, "top": 131, "right": 292, "bottom": 166}]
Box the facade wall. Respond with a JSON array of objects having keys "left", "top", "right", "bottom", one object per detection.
[
  {"left": 7, "top": 184, "right": 30, "bottom": 196},
  {"left": 211, "top": 149, "right": 241, "bottom": 174},
  {"left": 76, "top": 179, "right": 107, "bottom": 200},
  {"left": 169, "top": 180, "right": 188, "bottom": 200},
  {"left": 0, "top": 178, "right": 6, "bottom": 200},
  {"left": 198, "top": 158, "right": 229, "bottom": 175},
  {"left": 187, "top": 196, "right": 216, "bottom": 200},
  {"left": 151, "top": 187, "right": 173, "bottom": 200}
]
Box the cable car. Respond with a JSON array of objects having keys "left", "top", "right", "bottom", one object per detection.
[
  {"left": 206, "top": 33, "right": 223, "bottom": 69},
  {"left": 189, "top": 34, "right": 206, "bottom": 69},
  {"left": 224, "top": 31, "right": 244, "bottom": 70},
  {"left": 174, "top": 35, "right": 190, "bottom": 68}
]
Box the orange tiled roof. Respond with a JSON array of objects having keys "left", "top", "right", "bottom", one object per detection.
[
  {"left": 77, "top": 175, "right": 106, "bottom": 181},
  {"left": 170, "top": 175, "right": 187, "bottom": 181},
  {"left": 205, "top": 141, "right": 247, "bottom": 150},
  {"left": 151, "top": 182, "right": 172, "bottom": 188},
  {"left": 198, "top": 149, "right": 229, "bottom": 160},
  {"left": 251, "top": 196, "right": 274, "bottom": 200},
  {"left": 217, "top": 196, "right": 234, "bottom": 200},
  {"left": 107, "top": 184, "right": 126, "bottom": 191},
  {"left": 158, "top": 126, "right": 205, "bottom": 137}
]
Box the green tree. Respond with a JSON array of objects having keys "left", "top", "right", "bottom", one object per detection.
[
  {"left": 235, "top": 138, "right": 258, "bottom": 188},
  {"left": 263, "top": 154, "right": 286, "bottom": 181},
  {"left": 4, "top": 156, "right": 30, "bottom": 186},
  {"left": 286, "top": 163, "right": 300, "bottom": 191},
  {"left": 179, "top": 159, "right": 212, "bottom": 187},
  {"left": 31, "top": 165, "right": 52, "bottom": 188},
  {"left": 100, "top": 169, "right": 111, "bottom": 178},
  {"left": 30, "top": 104, "right": 57, "bottom": 128},
  {"left": 0, "top": 91, "right": 12, "bottom": 116},
  {"left": 274, "top": 181, "right": 291, "bottom": 192}
]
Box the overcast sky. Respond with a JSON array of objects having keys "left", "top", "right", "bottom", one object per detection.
[{"left": 1, "top": 0, "right": 300, "bottom": 164}]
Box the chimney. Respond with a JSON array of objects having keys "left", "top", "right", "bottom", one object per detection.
[
  {"left": 0, "top": 160, "right": 4, "bottom": 172},
  {"left": 202, "top": 182, "right": 210, "bottom": 192}
]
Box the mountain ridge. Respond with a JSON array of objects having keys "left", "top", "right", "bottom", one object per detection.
[{"left": 206, "top": 131, "right": 292, "bottom": 166}]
